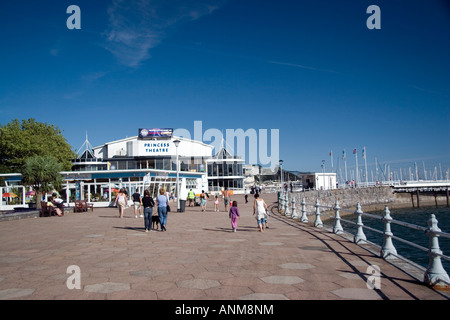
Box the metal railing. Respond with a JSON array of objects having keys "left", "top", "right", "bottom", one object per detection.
[{"left": 276, "top": 192, "right": 450, "bottom": 288}]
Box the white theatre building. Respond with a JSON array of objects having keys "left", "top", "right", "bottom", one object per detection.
[{"left": 61, "top": 128, "right": 244, "bottom": 205}]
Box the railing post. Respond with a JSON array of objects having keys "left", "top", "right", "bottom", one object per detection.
[
  {"left": 354, "top": 202, "right": 366, "bottom": 244},
  {"left": 284, "top": 193, "right": 291, "bottom": 217},
  {"left": 279, "top": 192, "right": 284, "bottom": 214},
  {"left": 314, "top": 199, "right": 323, "bottom": 228},
  {"left": 333, "top": 200, "right": 343, "bottom": 234},
  {"left": 381, "top": 206, "right": 397, "bottom": 259},
  {"left": 424, "top": 214, "right": 450, "bottom": 288},
  {"left": 291, "top": 196, "right": 297, "bottom": 219},
  {"left": 300, "top": 197, "right": 308, "bottom": 223}
]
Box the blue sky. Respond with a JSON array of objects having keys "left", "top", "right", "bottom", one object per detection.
[{"left": 1, "top": 0, "right": 449, "bottom": 177}]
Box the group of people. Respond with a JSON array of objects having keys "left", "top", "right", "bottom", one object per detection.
[
  {"left": 114, "top": 187, "right": 270, "bottom": 233},
  {"left": 114, "top": 187, "right": 170, "bottom": 232},
  {"left": 46, "top": 192, "right": 64, "bottom": 216},
  {"left": 191, "top": 189, "right": 269, "bottom": 233},
  {"left": 226, "top": 193, "right": 270, "bottom": 233},
  {"left": 186, "top": 187, "right": 233, "bottom": 213}
]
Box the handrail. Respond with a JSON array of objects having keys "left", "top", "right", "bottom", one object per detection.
[{"left": 276, "top": 192, "right": 450, "bottom": 288}]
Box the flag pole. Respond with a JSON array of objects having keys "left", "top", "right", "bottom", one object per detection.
[
  {"left": 330, "top": 150, "right": 333, "bottom": 173},
  {"left": 354, "top": 149, "right": 359, "bottom": 187},
  {"left": 343, "top": 150, "right": 348, "bottom": 187},
  {"left": 363, "top": 147, "right": 368, "bottom": 187}
]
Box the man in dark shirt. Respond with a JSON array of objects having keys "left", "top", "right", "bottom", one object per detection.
[{"left": 132, "top": 189, "right": 143, "bottom": 218}]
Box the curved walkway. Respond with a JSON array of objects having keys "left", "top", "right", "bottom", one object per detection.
[{"left": 0, "top": 193, "right": 447, "bottom": 300}]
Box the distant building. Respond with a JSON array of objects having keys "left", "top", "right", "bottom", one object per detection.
[
  {"left": 206, "top": 148, "right": 244, "bottom": 192},
  {"left": 297, "top": 172, "right": 337, "bottom": 190}
]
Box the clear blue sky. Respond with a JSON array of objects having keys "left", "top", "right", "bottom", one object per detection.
[{"left": 1, "top": 0, "right": 449, "bottom": 176}]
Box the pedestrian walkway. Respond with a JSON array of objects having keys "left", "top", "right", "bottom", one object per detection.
[{"left": 0, "top": 193, "right": 448, "bottom": 300}]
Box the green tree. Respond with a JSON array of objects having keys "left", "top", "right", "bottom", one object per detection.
[
  {"left": 21, "top": 155, "right": 63, "bottom": 209},
  {"left": 0, "top": 118, "right": 75, "bottom": 172}
]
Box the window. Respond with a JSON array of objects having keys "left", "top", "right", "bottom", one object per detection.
[
  {"left": 118, "top": 161, "right": 127, "bottom": 170},
  {"left": 156, "top": 159, "right": 163, "bottom": 170},
  {"left": 186, "top": 178, "right": 197, "bottom": 190}
]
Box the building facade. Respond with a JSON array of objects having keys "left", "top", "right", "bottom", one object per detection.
[
  {"left": 62, "top": 129, "right": 245, "bottom": 205},
  {"left": 0, "top": 129, "right": 246, "bottom": 208},
  {"left": 206, "top": 148, "right": 244, "bottom": 192}
]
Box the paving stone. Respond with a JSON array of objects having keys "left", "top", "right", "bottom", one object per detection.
[
  {"left": 260, "top": 275, "right": 304, "bottom": 285},
  {"left": 84, "top": 234, "right": 104, "bottom": 238},
  {"left": 0, "top": 288, "right": 35, "bottom": 300},
  {"left": 84, "top": 282, "right": 130, "bottom": 294},
  {"left": 237, "top": 293, "right": 289, "bottom": 300},
  {"left": 129, "top": 270, "right": 169, "bottom": 277},
  {"left": 331, "top": 288, "right": 382, "bottom": 300},
  {"left": 0, "top": 256, "right": 31, "bottom": 263},
  {"left": 279, "top": 263, "right": 315, "bottom": 270},
  {"left": 259, "top": 242, "right": 284, "bottom": 246},
  {"left": 177, "top": 278, "right": 221, "bottom": 290},
  {"left": 339, "top": 272, "right": 363, "bottom": 280}
]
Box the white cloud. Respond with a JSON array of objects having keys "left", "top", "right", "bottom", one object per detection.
[{"left": 103, "top": 0, "right": 225, "bottom": 67}]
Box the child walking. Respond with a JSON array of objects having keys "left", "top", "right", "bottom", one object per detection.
[
  {"left": 214, "top": 195, "right": 220, "bottom": 212},
  {"left": 229, "top": 200, "right": 240, "bottom": 232}
]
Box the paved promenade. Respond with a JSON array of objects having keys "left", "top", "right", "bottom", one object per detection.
[{"left": 0, "top": 193, "right": 448, "bottom": 300}]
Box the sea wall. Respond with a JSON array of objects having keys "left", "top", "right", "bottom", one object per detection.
[
  {"left": 291, "top": 186, "right": 394, "bottom": 210},
  {"left": 289, "top": 186, "right": 448, "bottom": 213}
]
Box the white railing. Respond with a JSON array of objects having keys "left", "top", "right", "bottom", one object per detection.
[{"left": 276, "top": 192, "right": 450, "bottom": 288}]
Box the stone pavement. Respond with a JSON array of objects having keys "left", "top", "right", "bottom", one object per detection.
[{"left": 0, "top": 193, "right": 448, "bottom": 300}]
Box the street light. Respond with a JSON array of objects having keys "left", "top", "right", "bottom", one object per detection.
[
  {"left": 321, "top": 160, "right": 325, "bottom": 190},
  {"left": 279, "top": 159, "right": 284, "bottom": 192},
  {"left": 173, "top": 139, "right": 181, "bottom": 212}
]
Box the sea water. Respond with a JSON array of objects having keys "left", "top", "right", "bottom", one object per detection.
[{"left": 324, "top": 206, "right": 450, "bottom": 271}]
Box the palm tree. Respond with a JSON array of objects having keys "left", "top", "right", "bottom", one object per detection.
[{"left": 21, "top": 155, "right": 63, "bottom": 209}]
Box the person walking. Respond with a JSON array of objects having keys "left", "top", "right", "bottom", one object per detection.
[
  {"left": 132, "top": 188, "right": 143, "bottom": 218},
  {"left": 114, "top": 188, "right": 128, "bottom": 218},
  {"left": 223, "top": 187, "right": 231, "bottom": 212},
  {"left": 157, "top": 188, "right": 169, "bottom": 231},
  {"left": 187, "top": 189, "right": 195, "bottom": 207},
  {"left": 142, "top": 189, "right": 155, "bottom": 232},
  {"left": 253, "top": 194, "right": 268, "bottom": 232},
  {"left": 229, "top": 200, "right": 240, "bottom": 232},
  {"left": 214, "top": 195, "right": 220, "bottom": 212},
  {"left": 200, "top": 190, "right": 207, "bottom": 212}
]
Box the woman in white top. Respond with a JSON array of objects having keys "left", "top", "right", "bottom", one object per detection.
[
  {"left": 114, "top": 188, "right": 128, "bottom": 218},
  {"left": 253, "top": 194, "right": 268, "bottom": 232}
]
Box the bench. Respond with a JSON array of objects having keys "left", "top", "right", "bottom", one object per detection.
[
  {"left": 40, "top": 201, "right": 52, "bottom": 217},
  {"left": 40, "top": 201, "right": 64, "bottom": 217},
  {"left": 74, "top": 200, "right": 94, "bottom": 212},
  {"left": 85, "top": 200, "right": 94, "bottom": 212}
]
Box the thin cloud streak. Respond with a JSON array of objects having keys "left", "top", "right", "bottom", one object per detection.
[
  {"left": 103, "top": 0, "right": 226, "bottom": 68},
  {"left": 265, "top": 60, "right": 343, "bottom": 75}
]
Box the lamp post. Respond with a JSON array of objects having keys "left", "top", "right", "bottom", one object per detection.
[
  {"left": 173, "top": 139, "right": 181, "bottom": 212},
  {"left": 279, "top": 159, "right": 284, "bottom": 192},
  {"left": 321, "top": 160, "right": 325, "bottom": 190}
]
